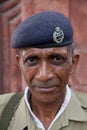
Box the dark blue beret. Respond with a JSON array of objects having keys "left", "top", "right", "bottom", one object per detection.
[{"left": 11, "top": 11, "right": 73, "bottom": 48}]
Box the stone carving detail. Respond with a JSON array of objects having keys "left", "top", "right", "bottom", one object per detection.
[{"left": 0, "top": 0, "right": 21, "bottom": 93}]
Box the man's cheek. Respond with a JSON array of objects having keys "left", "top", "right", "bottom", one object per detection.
[
  {"left": 64, "top": 73, "right": 70, "bottom": 84},
  {"left": 22, "top": 71, "right": 29, "bottom": 84}
]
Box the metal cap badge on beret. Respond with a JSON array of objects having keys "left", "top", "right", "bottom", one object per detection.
[{"left": 11, "top": 11, "right": 73, "bottom": 48}]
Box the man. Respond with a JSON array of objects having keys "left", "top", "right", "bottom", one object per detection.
[{"left": 0, "top": 11, "right": 87, "bottom": 130}]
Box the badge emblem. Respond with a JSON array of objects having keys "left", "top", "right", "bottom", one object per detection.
[{"left": 53, "top": 27, "right": 64, "bottom": 44}]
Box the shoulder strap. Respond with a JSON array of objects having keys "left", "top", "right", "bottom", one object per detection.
[{"left": 0, "top": 93, "right": 23, "bottom": 130}]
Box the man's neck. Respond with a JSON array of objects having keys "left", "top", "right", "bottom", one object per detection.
[
  {"left": 30, "top": 95, "right": 64, "bottom": 129},
  {"left": 24, "top": 86, "right": 71, "bottom": 130}
]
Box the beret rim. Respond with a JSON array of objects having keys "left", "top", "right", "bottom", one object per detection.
[{"left": 12, "top": 39, "right": 73, "bottom": 48}]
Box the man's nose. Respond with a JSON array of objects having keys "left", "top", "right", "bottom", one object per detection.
[{"left": 35, "top": 61, "right": 54, "bottom": 81}]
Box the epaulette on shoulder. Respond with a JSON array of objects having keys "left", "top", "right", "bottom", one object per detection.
[{"left": 73, "top": 90, "right": 87, "bottom": 108}]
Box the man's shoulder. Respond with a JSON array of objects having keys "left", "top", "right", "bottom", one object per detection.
[
  {"left": 0, "top": 93, "right": 15, "bottom": 105},
  {"left": 72, "top": 90, "right": 87, "bottom": 108},
  {"left": 0, "top": 93, "right": 15, "bottom": 116},
  {"left": 65, "top": 90, "right": 87, "bottom": 122}
]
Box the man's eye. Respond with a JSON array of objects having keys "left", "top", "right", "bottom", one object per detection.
[
  {"left": 54, "top": 55, "right": 65, "bottom": 61},
  {"left": 23, "top": 56, "right": 39, "bottom": 67},
  {"left": 25, "top": 56, "right": 38, "bottom": 63},
  {"left": 50, "top": 54, "right": 65, "bottom": 61},
  {"left": 49, "top": 54, "right": 66, "bottom": 65},
  {"left": 28, "top": 57, "right": 36, "bottom": 62}
]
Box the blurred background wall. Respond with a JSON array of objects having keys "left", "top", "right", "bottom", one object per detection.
[{"left": 0, "top": 0, "right": 87, "bottom": 94}]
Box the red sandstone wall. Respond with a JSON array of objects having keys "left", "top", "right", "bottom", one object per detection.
[
  {"left": 0, "top": 0, "right": 87, "bottom": 93},
  {"left": 0, "top": 0, "right": 22, "bottom": 93}
]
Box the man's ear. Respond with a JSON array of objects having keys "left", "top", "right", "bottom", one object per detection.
[
  {"left": 70, "top": 54, "right": 80, "bottom": 75},
  {"left": 16, "top": 54, "right": 21, "bottom": 70}
]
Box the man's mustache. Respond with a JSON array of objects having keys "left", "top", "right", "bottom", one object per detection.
[{"left": 31, "top": 79, "right": 60, "bottom": 88}]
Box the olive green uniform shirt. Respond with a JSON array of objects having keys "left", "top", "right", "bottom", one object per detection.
[{"left": 0, "top": 90, "right": 87, "bottom": 130}]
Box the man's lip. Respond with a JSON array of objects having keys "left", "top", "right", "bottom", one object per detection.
[{"left": 35, "top": 86, "right": 57, "bottom": 92}]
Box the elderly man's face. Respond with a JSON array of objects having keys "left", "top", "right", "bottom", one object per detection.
[{"left": 16, "top": 46, "right": 79, "bottom": 104}]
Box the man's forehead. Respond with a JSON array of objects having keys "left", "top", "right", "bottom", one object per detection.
[{"left": 19, "top": 46, "right": 71, "bottom": 56}]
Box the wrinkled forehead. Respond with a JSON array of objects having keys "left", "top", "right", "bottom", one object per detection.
[{"left": 18, "top": 46, "right": 72, "bottom": 57}]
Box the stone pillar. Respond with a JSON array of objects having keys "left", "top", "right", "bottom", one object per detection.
[
  {"left": 69, "top": 0, "right": 87, "bottom": 92},
  {"left": 0, "top": 0, "right": 22, "bottom": 93}
]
